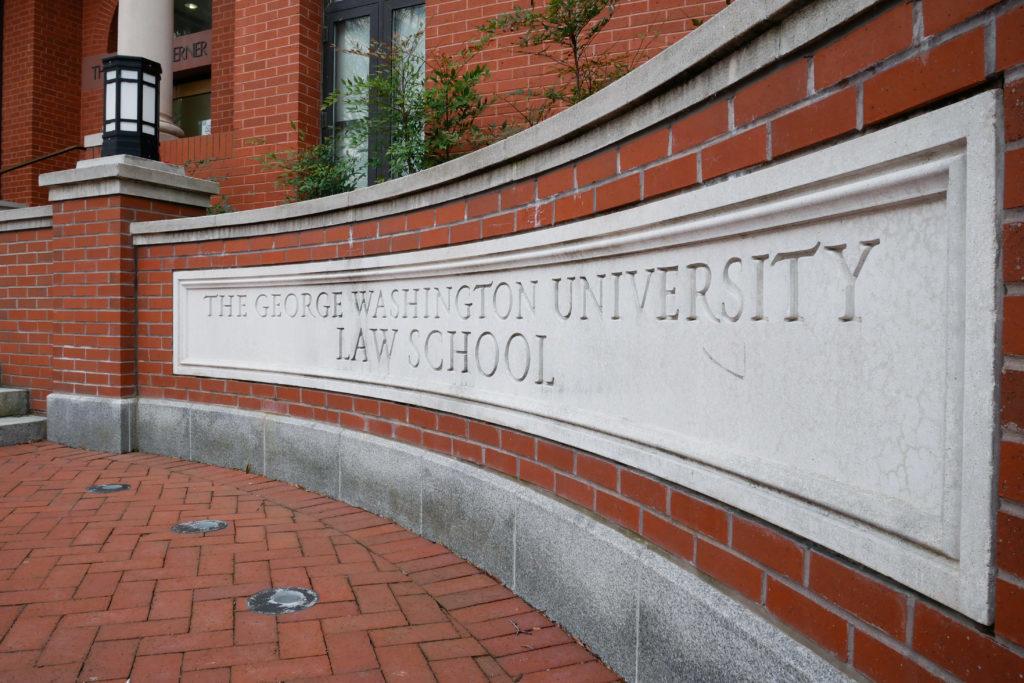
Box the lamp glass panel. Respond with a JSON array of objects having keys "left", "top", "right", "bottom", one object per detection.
[
  {"left": 142, "top": 85, "right": 157, "bottom": 125},
  {"left": 120, "top": 69, "right": 138, "bottom": 81},
  {"left": 121, "top": 121, "right": 138, "bottom": 132},
  {"left": 121, "top": 81, "right": 139, "bottom": 120},
  {"left": 143, "top": 124, "right": 156, "bottom": 135},
  {"left": 143, "top": 73, "right": 156, "bottom": 85},
  {"left": 105, "top": 82, "right": 117, "bottom": 121}
]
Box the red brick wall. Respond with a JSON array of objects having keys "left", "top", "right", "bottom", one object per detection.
[
  {"left": 126, "top": 1, "right": 1024, "bottom": 679},
  {"left": 0, "top": 227, "right": 53, "bottom": 413},
  {"left": 211, "top": 0, "right": 323, "bottom": 211},
  {"left": 210, "top": 0, "right": 235, "bottom": 136},
  {"left": 109, "top": 0, "right": 725, "bottom": 212},
  {"left": 0, "top": 0, "right": 84, "bottom": 207},
  {"left": 192, "top": 0, "right": 724, "bottom": 212},
  {"left": 50, "top": 196, "right": 204, "bottom": 399},
  {"left": 2, "top": 0, "right": 724, "bottom": 211},
  {"left": 161, "top": 133, "right": 235, "bottom": 211},
  {"left": 427, "top": 0, "right": 722, "bottom": 130}
]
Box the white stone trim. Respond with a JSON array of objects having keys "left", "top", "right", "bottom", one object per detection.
[
  {"left": 39, "top": 155, "right": 218, "bottom": 207},
  {"left": 0, "top": 205, "right": 53, "bottom": 233}
]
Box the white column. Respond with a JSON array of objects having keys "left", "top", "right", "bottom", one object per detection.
[{"left": 118, "top": 0, "right": 184, "bottom": 139}]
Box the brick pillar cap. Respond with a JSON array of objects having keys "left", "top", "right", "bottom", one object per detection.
[{"left": 39, "top": 155, "right": 219, "bottom": 207}]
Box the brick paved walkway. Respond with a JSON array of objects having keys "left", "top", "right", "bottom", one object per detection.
[{"left": 0, "top": 442, "right": 619, "bottom": 682}]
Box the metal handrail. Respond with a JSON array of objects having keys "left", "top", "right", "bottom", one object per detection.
[{"left": 0, "top": 145, "right": 85, "bottom": 176}]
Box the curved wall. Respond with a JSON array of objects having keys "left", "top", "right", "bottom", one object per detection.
[
  {"left": 167, "top": 96, "right": 1001, "bottom": 626},
  {"left": 18, "top": 0, "right": 1024, "bottom": 680}
]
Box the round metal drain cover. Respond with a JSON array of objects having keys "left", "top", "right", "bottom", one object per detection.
[
  {"left": 86, "top": 483, "right": 130, "bottom": 494},
  {"left": 172, "top": 519, "right": 229, "bottom": 534},
  {"left": 247, "top": 587, "right": 319, "bottom": 615}
]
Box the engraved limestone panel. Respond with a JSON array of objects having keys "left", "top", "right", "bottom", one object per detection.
[{"left": 173, "top": 93, "right": 1001, "bottom": 622}]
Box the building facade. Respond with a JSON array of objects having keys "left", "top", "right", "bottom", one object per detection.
[
  {"left": 1, "top": 0, "right": 1023, "bottom": 680},
  {"left": 0, "top": 0, "right": 717, "bottom": 211}
]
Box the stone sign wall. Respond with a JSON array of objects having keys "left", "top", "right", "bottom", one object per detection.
[{"left": 174, "top": 95, "right": 1000, "bottom": 623}]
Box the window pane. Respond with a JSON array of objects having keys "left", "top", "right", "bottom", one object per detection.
[
  {"left": 172, "top": 92, "right": 212, "bottom": 137},
  {"left": 393, "top": 5, "right": 426, "bottom": 62},
  {"left": 174, "top": 0, "right": 212, "bottom": 37},
  {"left": 393, "top": 6, "right": 426, "bottom": 156},
  {"left": 334, "top": 16, "right": 370, "bottom": 123},
  {"left": 394, "top": 5, "right": 426, "bottom": 85},
  {"left": 334, "top": 16, "right": 371, "bottom": 187}
]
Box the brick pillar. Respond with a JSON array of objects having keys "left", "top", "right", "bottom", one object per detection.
[
  {"left": 222, "top": 0, "right": 321, "bottom": 210},
  {"left": 38, "top": 155, "right": 218, "bottom": 452},
  {"left": 210, "top": 0, "right": 235, "bottom": 136}
]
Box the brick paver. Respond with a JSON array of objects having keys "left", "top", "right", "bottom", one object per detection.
[{"left": 0, "top": 442, "right": 620, "bottom": 682}]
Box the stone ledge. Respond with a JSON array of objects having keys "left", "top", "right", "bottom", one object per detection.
[
  {"left": 120, "top": 397, "right": 850, "bottom": 681},
  {"left": 39, "top": 155, "right": 219, "bottom": 207},
  {"left": 0, "top": 415, "right": 47, "bottom": 446},
  {"left": 0, "top": 205, "right": 53, "bottom": 233}
]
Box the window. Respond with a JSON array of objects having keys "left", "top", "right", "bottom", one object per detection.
[
  {"left": 172, "top": 78, "right": 212, "bottom": 137},
  {"left": 173, "top": 0, "right": 213, "bottom": 136},
  {"left": 323, "top": 0, "right": 426, "bottom": 186},
  {"left": 174, "top": 0, "right": 212, "bottom": 37}
]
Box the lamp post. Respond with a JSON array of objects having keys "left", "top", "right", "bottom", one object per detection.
[{"left": 101, "top": 55, "right": 161, "bottom": 161}]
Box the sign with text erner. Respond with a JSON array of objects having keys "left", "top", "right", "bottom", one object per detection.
[
  {"left": 171, "top": 95, "right": 1000, "bottom": 624},
  {"left": 82, "top": 30, "right": 212, "bottom": 91}
]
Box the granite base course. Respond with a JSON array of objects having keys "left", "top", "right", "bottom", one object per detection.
[
  {"left": 0, "top": 415, "right": 47, "bottom": 446},
  {"left": 46, "top": 393, "right": 135, "bottom": 453},
  {"left": 117, "top": 396, "right": 848, "bottom": 682}
]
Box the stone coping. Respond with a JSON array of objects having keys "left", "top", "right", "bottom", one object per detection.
[
  {"left": 44, "top": 393, "right": 851, "bottom": 680},
  {"left": 0, "top": 205, "right": 53, "bottom": 233},
  {"left": 39, "top": 155, "right": 220, "bottom": 206},
  {"left": 130, "top": 0, "right": 884, "bottom": 245}
]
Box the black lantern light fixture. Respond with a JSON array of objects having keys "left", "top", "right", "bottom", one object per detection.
[{"left": 101, "top": 55, "right": 161, "bottom": 161}]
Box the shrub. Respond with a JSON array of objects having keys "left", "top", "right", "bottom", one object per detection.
[
  {"left": 476, "top": 0, "right": 651, "bottom": 126},
  {"left": 334, "top": 32, "right": 492, "bottom": 180},
  {"left": 259, "top": 121, "right": 364, "bottom": 202}
]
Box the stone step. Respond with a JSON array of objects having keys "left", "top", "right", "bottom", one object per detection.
[
  {"left": 0, "top": 388, "right": 29, "bottom": 418},
  {"left": 0, "top": 415, "right": 47, "bottom": 447}
]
